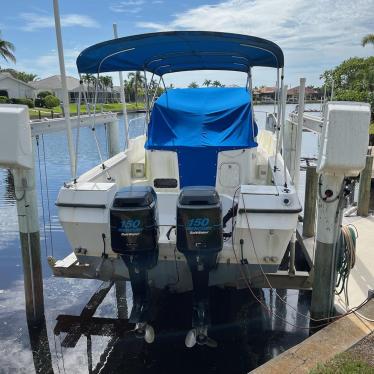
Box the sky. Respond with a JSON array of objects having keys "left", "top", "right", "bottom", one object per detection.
[{"left": 0, "top": 0, "right": 373, "bottom": 88}]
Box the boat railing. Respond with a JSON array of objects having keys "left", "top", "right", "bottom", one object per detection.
[{"left": 128, "top": 115, "right": 147, "bottom": 138}]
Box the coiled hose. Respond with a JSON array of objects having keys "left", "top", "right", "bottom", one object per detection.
[{"left": 335, "top": 225, "right": 357, "bottom": 297}]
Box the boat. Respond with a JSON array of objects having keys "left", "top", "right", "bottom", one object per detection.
[{"left": 50, "top": 31, "right": 302, "bottom": 347}]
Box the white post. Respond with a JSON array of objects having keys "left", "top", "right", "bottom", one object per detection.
[
  {"left": 293, "top": 78, "right": 306, "bottom": 187},
  {"left": 311, "top": 174, "right": 344, "bottom": 320},
  {"left": 107, "top": 120, "right": 120, "bottom": 157},
  {"left": 53, "top": 0, "right": 76, "bottom": 177},
  {"left": 113, "top": 23, "right": 129, "bottom": 149}
]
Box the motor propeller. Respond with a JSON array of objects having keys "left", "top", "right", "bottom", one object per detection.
[
  {"left": 135, "top": 322, "right": 155, "bottom": 344},
  {"left": 185, "top": 327, "right": 217, "bottom": 348}
]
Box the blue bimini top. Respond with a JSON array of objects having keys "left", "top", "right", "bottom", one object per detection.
[{"left": 145, "top": 87, "right": 258, "bottom": 187}]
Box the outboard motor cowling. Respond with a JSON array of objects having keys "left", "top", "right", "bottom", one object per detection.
[
  {"left": 110, "top": 186, "right": 158, "bottom": 343},
  {"left": 176, "top": 186, "right": 222, "bottom": 348}
]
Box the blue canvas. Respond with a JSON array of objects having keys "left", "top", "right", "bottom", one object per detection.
[
  {"left": 77, "top": 31, "right": 284, "bottom": 74},
  {"left": 145, "top": 87, "right": 258, "bottom": 187}
]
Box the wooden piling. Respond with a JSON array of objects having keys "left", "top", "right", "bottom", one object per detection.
[
  {"left": 303, "top": 165, "right": 318, "bottom": 237},
  {"left": 12, "top": 164, "right": 45, "bottom": 324},
  {"left": 357, "top": 155, "right": 373, "bottom": 217}
]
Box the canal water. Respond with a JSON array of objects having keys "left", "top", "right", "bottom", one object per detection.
[{"left": 0, "top": 104, "right": 320, "bottom": 373}]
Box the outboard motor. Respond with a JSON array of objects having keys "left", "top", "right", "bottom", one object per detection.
[
  {"left": 176, "top": 186, "right": 223, "bottom": 348},
  {"left": 110, "top": 186, "right": 158, "bottom": 343}
]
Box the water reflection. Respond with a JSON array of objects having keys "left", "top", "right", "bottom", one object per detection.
[{"left": 0, "top": 107, "right": 318, "bottom": 373}]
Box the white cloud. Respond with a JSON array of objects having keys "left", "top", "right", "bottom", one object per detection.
[
  {"left": 136, "top": 0, "right": 374, "bottom": 86},
  {"left": 14, "top": 48, "right": 82, "bottom": 78},
  {"left": 110, "top": 0, "right": 145, "bottom": 13},
  {"left": 19, "top": 13, "right": 99, "bottom": 31}
]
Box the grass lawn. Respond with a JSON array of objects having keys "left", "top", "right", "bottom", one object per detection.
[
  {"left": 29, "top": 102, "right": 144, "bottom": 118},
  {"left": 309, "top": 352, "right": 374, "bottom": 374},
  {"left": 370, "top": 122, "right": 374, "bottom": 135}
]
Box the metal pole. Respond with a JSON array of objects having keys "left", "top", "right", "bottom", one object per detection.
[
  {"left": 357, "top": 155, "right": 373, "bottom": 217},
  {"left": 53, "top": 0, "right": 76, "bottom": 177},
  {"left": 113, "top": 23, "right": 129, "bottom": 149},
  {"left": 12, "top": 152, "right": 45, "bottom": 324},
  {"left": 293, "top": 78, "right": 306, "bottom": 187},
  {"left": 303, "top": 165, "right": 318, "bottom": 237},
  {"left": 311, "top": 174, "right": 344, "bottom": 320}
]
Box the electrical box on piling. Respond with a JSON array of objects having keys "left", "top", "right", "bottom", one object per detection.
[
  {"left": 0, "top": 104, "right": 32, "bottom": 169},
  {"left": 317, "top": 102, "right": 371, "bottom": 177}
]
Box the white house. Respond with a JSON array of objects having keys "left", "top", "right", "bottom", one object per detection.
[
  {"left": 30, "top": 75, "right": 80, "bottom": 103},
  {"left": 0, "top": 72, "right": 36, "bottom": 99},
  {"left": 31, "top": 75, "right": 120, "bottom": 103}
]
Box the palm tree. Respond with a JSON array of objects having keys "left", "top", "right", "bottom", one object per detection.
[
  {"left": 188, "top": 81, "right": 199, "bottom": 88},
  {"left": 361, "top": 34, "right": 374, "bottom": 47},
  {"left": 127, "top": 71, "right": 145, "bottom": 108},
  {"left": 0, "top": 31, "right": 16, "bottom": 65},
  {"left": 203, "top": 79, "right": 212, "bottom": 87},
  {"left": 82, "top": 74, "right": 95, "bottom": 98},
  {"left": 212, "top": 80, "right": 222, "bottom": 87}
]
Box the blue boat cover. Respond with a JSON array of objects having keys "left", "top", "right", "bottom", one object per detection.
[
  {"left": 145, "top": 87, "right": 258, "bottom": 187},
  {"left": 77, "top": 31, "right": 284, "bottom": 75}
]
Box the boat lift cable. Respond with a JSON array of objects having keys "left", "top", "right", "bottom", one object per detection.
[
  {"left": 35, "top": 136, "right": 48, "bottom": 257},
  {"left": 231, "top": 189, "right": 372, "bottom": 327},
  {"left": 81, "top": 76, "right": 112, "bottom": 181},
  {"left": 73, "top": 78, "right": 83, "bottom": 181},
  {"left": 41, "top": 134, "right": 54, "bottom": 257}
]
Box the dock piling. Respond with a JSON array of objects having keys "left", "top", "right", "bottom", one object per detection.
[
  {"left": 311, "top": 174, "right": 344, "bottom": 320},
  {"left": 303, "top": 165, "right": 318, "bottom": 237},
  {"left": 12, "top": 162, "right": 45, "bottom": 324},
  {"left": 357, "top": 155, "right": 373, "bottom": 217}
]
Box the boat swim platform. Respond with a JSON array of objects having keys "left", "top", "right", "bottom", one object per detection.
[{"left": 30, "top": 112, "right": 118, "bottom": 136}]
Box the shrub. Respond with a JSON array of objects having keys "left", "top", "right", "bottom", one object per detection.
[
  {"left": 9, "top": 97, "right": 34, "bottom": 108},
  {"left": 37, "top": 90, "right": 53, "bottom": 99},
  {"left": 44, "top": 95, "right": 60, "bottom": 109},
  {"left": 34, "top": 98, "right": 45, "bottom": 107},
  {"left": 0, "top": 96, "right": 10, "bottom": 104}
]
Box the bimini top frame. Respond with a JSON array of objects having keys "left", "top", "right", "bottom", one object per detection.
[{"left": 76, "top": 31, "right": 284, "bottom": 75}]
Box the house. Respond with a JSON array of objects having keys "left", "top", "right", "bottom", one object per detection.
[
  {"left": 31, "top": 75, "right": 120, "bottom": 103},
  {"left": 0, "top": 72, "right": 36, "bottom": 99},
  {"left": 253, "top": 86, "right": 276, "bottom": 102},
  {"left": 287, "top": 86, "right": 322, "bottom": 102}
]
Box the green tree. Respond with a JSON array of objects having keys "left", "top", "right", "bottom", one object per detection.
[
  {"left": 321, "top": 56, "right": 374, "bottom": 118},
  {"left": 127, "top": 71, "right": 145, "bottom": 107},
  {"left": 188, "top": 81, "right": 199, "bottom": 88},
  {"left": 203, "top": 79, "right": 212, "bottom": 87},
  {"left": 44, "top": 95, "right": 60, "bottom": 109},
  {"left": 361, "top": 33, "right": 374, "bottom": 47},
  {"left": 0, "top": 31, "right": 15, "bottom": 65},
  {"left": 0, "top": 68, "right": 37, "bottom": 82},
  {"left": 37, "top": 90, "right": 53, "bottom": 99},
  {"left": 212, "top": 80, "right": 223, "bottom": 87}
]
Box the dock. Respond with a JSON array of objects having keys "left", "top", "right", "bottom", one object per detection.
[{"left": 30, "top": 112, "right": 118, "bottom": 136}]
